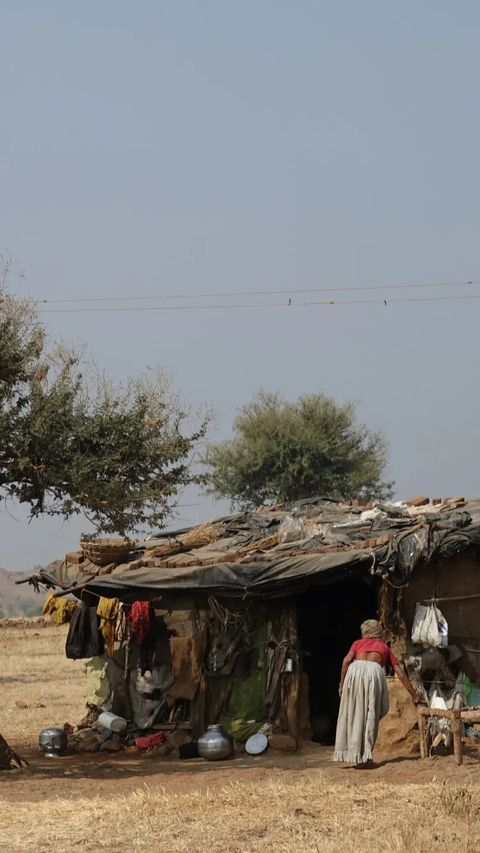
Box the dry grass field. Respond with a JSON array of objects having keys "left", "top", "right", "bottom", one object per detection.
[
  {"left": 1, "top": 624, "right": 480, "bottom": 852},
  {"left": 0, "top": 623, "right": 85, "bottom": 748}
]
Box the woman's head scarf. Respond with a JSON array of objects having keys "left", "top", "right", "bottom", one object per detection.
[{"left": 360, "top": 619, "right": 382, "bottom": 639}]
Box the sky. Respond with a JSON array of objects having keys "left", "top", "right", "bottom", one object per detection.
[{"left": 1, "top": 1, "right": 480, "bottom": 572}]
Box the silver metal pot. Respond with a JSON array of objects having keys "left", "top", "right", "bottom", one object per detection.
[
  {"left": 197, "top": 725, "right": 234, "bottom": 761},
  {"left": 38, "top": 727, "right": 68, "bottom": 758}
]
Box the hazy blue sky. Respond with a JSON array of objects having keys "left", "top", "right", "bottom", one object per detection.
[{"left": 1, "top": 1, "right": 480, "bottom": 572}]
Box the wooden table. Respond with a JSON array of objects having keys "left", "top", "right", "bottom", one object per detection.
[{"left": 417, "top": 706, "right": 480, "bottom": 765}]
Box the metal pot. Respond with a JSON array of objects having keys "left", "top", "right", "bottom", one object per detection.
[
  {"left": 197, "top": 725, "right": 234, "bottom": 761},
  {"left": 38, "top": 727, "right": 68, "bottom": 758}
]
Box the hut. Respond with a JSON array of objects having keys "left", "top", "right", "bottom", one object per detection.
[{"left": 32, "top": 495, "right": 480, "bottom": 749}]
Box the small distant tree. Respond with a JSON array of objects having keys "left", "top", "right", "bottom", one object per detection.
[{"left": 205, "top": 390, "right": 393, "bottom": 509}]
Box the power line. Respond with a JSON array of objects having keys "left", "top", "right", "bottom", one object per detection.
[
  {"left": 39, "top": 293, "right": 480, "bottom": 314},
  {"left": 36, "top": 278, "right": 480, "bottom": 305}
]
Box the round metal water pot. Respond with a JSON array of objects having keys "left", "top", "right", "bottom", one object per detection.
[
  {"left": 197, "top": 725, "right": 234, "bottom": 761},
  {"left": 38, "top": 727, "right": 68, "bottom": 758}
]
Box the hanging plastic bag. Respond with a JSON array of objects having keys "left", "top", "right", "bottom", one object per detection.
[
  {"left": 411, "top": 603, "right": 449, "bottom": 648},
  {"left": 278, "top": 515, "right": 308, "bottom": 545}
]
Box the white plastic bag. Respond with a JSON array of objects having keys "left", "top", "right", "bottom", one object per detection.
[
  {"left": 278, "top": 515, "right": 308, "bottom": 545},
  {"left": 411, "top": 603, "right": 449, "bottom": 648}
]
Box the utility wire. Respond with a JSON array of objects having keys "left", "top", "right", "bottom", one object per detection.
[
  {"left": 39, "top": 293, "right": 480, "bottom": 314},
  {"left": 36, "top": 278, "right": 480, "bottom": 305}
]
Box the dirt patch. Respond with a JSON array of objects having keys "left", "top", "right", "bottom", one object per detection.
[{"left": 2, "top": 741, "right": 480, "bottom": 804}]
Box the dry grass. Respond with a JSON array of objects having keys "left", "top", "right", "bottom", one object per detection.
[
  {"left": 1, "top": 776, "right": 480, "bottom": 852},
  {"left": 1, "top": 623, "right": 480, "bottom": 852},
  {"left": 179, "top": 521, "right": 222, "bottom": 549},
  {"left": 0, "top": 623, "right": 86, "bottom": 747}
]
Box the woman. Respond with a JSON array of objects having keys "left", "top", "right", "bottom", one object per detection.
[{"left": 333, "top": 619, "right": 421, "bottom": 767}]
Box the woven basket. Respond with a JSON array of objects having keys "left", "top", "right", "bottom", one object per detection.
[{"left": 79, "top": 537, "right": 133, "bottom": 567}]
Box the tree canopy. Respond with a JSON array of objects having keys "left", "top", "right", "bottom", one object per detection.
[
  {"left": 0, "top": 256, "right": 210, "bottom": 536},
  {"left": 205, "top": 390, "right": 393, "bottom": 509}
]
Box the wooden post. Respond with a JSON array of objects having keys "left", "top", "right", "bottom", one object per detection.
[
  {"left": 418, "top": 706, "right": 428, "bottom": 759},
  {"left": 452, "top": 709, "right": 463, "bottom": 766}
]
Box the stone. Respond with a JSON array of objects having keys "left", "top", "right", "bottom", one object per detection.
[
  {"left": 100, "top": 734, "right": 123, "bottom": 752},
  {"left": 151, "top": 742, "right": 173, "bottom": 758},
  {"left": 405, "top": 496, "right": 429, "bottom": 507},
  {"left": 268, "top": 734, "right": 297, "bottom": 753},
  {"left": 72, "top": 728, "right": 101, "bottom": 753},
  {"left": 165, "top": 730, "right": 192, "bottom": 749}
]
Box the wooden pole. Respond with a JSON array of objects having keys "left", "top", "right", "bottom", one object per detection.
[
  {"left": 452, "top": 709, "right": 463, "bottom": 765},
  {"left": 417, "top": 707, "right": 428, "bottom": 759},
  {"left": 457, "top": 709, "right": 480, "bottom": 724},
  {"left": 425, "top": 592, "right": 480, "bottom": 603}
]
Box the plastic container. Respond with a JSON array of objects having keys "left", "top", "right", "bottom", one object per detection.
[
  {"left": 97, "top": 711, "right": 127, "bottom": 733},
  {"left": 245, "top": 733, "right": 268, "bottom": 755}
]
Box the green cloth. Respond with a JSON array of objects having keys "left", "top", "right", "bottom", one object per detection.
[
  {"left": 86, "top": 656, "right": 110, "bottom": 706},
  {"left": 217, "top": 622, "right": 267, "bottom": 742},
  {"left": 463, "top": 673, "right": 480, "bottom": 707}
]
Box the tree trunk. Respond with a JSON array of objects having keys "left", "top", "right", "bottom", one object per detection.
[{"left": 0, "top": 733, "right": 29, "bottom": 771}]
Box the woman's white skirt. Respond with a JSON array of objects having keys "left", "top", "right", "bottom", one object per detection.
[{"left": 333, "top": 660, "right": 389, "bottom": 765}]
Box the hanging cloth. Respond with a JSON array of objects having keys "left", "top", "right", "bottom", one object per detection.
[
  {"left": 97, "top": 597, "right": 120, "bottom": 657},
  {"left": 43, "top": 592, "right": 77, "bottom": 625},
  {"left": 66, "top": 604, "right": 104, "bottom": 660},
  {"left": 127, "top": 601, "right": 151, "bottom": 645}
]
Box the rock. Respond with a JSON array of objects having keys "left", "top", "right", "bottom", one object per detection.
[
  {"left": 100, "top": 734, "right": 123, "bottom": 752},
  {"left": 15, "top": 701, "right": 28, "bottom": 710},
  {"left": 165, "top": 730, "right": 192, "bottom": 749},
  {"left": 268, "top": 734, "right": 297, "bottom": 753},
  {"left": 150, "top": 742, "right": 173, "bottom": 758},
  {"left": 72, "top": 729, "right": 101, "bottom": 753}
]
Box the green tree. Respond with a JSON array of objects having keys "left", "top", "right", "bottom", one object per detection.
[
  {"left": 0, "top": 255, "right": 211, "bottom": 536},
  {"left": 205, "top": 390, "right": 393, "bottom": 509}
]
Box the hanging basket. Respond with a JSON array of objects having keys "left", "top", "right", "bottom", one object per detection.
[{"left": 79, "top": 537, "right": 133, "bottom": 567}]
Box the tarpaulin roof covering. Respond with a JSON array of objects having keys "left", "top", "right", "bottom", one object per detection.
[{"left": 38, "top": 496, "right": 480, "bottom": 600}]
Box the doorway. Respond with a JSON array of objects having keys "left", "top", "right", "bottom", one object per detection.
[{"left": 296, "top": 574, "right": 378, "bottom": 744}]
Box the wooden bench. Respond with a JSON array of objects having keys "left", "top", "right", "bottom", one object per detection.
[{"left": 417, "top": 706, "right": 480, "bottom": 765}]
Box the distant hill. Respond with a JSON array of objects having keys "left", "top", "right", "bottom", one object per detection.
[{"left": 0, "top": 569, "right": 46, "bottom": 618}]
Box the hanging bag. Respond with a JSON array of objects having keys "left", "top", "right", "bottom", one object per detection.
[{"left": 411, "top": 602, "right": 448, "bottom": 648}]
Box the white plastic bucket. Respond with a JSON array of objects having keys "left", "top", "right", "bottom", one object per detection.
[{"left": 97, "top": 711, "right": 127, "bottom": 733}]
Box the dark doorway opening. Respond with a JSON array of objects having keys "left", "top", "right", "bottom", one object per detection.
[{"left": 296, "top": 574, "right": 378, "bottom": 745}]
